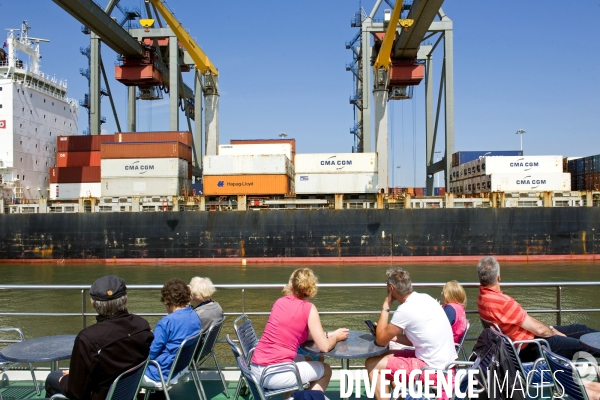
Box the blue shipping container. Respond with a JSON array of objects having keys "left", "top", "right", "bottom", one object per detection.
[
  {"left": 191, "top": 183, "right": 203, "bottom": 196},
  {"left": 452, "top": 150, "right": 523, "bottom": 166}
]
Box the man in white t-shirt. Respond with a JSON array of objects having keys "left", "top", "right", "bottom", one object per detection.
[{"left": 365, "top": 268, "right": 457, "bottom": 400}]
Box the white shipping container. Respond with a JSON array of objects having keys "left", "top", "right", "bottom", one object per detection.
[
  {"left": 203, "top": 155, "right": 294, "bottom": 177},
  {"left": 49, "top": 183, "right": 101, "bottom": 200},
  {"left": 488, "top": 173, "right": 571, "bottom": 192},
  {"left": 295, "top": 173, "right": 378, "bottom": 194},
  {"left": 101, "top": 177, "right": 191, "bottom": 197},
  {"left": 218, "top": 144, "right": 292, "bottom": 159},
  {"left": 101, "top": 158, "right": 188, "bottom": 178},
  {"left": 294, "top": 153, "right": 377, "bottom": 174},
  {"left": 483, "top": 156, "right": 562, "bottom": 174}
]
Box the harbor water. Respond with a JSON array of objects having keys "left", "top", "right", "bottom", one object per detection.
[{"left": 0, "top": 261, "right": 599, "bottom": 367}]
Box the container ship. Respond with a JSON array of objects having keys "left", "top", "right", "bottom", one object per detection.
[{"left": 1, "top": 19, "right": 599, "bottom": 263}]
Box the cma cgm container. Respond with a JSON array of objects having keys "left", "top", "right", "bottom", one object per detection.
[
  {"left": 451, "top": 150, "right": 522, "bottom": 167},
  {"left": 295, "top": 153, "right": 377, "bottom": 174},
  {"left": 203, "top": 175, "right": 292, "bottom": 195},
  {"left": 218, "top": 144, "right": 292, "bottom": 160},
  {"left": 49, "top": 166, "right": 101, "bottom": 183},
  {"left": 203, "top": 155, "right": 294, "bottom": 177},
  {"left": 49, "top": 183, "right": 101, "bottom": 200},
  {"left": 56, "top": 151, "right": 101, "bottom": 167},
  {"left": 488, "top": 173, "right": 571, "bottom": 192},
  {"left": 483, "top": 156, "right": 562, "bottom": 174},
  {"left": 101, "top": 142, "right": 192, "bottom": 162},
  {"left": 56, "top": 134, "right": 115, "bottom": 152},
  {"left": 295, "top": 173, "right": 378, "bottom": 194},
  {"left": 114, "top": 131, "right": 193, "bottom": 147},
  {"left": 101, "top": 158, "right": 188, "bottom": 178},
  {"left": 101, "top": 177, "right": 191, "bottom": 197}
]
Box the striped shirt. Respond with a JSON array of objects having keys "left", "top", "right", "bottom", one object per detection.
[{"left": 477, "top": 286, "right": 534, "bottom": 343}]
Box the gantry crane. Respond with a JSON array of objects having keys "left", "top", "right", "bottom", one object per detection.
[
  {"left": 52, "top": 0, "right": 221, "bottom": 176},
  {"left": 348, "top": 0, "right": 453, "bottom": 195}
]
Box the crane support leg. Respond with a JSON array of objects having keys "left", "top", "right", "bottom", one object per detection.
[
  {"left": 90, "top": 33, "right": 101, "bottom": 135},
  {"left": 127, "top": 87, "right": 136, "bottom": 132},
  {"left": 169, "top": 35, "right": 179, "bottom": 131},
  {"left": 443, "top": 22, "right": 455, "bottom": 191},
  {"left": 205, "top": 75, "right": 219, "bottom": 156},
  {"left": 194, "top": 71, "right": 203, "bottom": 171},
  {"left": 374, "top": 70, "right": 389, "bottom": 193},
  {"left": 361, "top": 28, "right": 372, "bottom": 152},
  {"left": 425, "top": 55, "right": 435, "bottom": 195}
]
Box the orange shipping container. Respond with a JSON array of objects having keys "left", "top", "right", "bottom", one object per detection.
[
  {"left": 230, "top": 138, "right": 296, "bottom": 163},
  {"left": 56, "top": 151, "right": 101, "bottom": 167},
  {"left": 57, "top": 135, "right": 115, "bottom": 152},
  {"left": 114, "top": 131, "right": 194, "bottom": 147},
  {"left": 203, "top": 175, "right": 291, "bottom": 195},
  {"left": 100, "top": 142, "right": 191, "bottom": 162}
]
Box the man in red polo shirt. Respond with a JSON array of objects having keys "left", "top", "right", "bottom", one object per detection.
[{"left": 477, "top": 256, "right": 600, "bottom": 362}]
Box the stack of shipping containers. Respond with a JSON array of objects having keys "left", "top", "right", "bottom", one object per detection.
[
  {"left": 49, "top": 135, "right": 115, "bottom": 200},
  {"left": 203, "top": 142, "right": 295, "bottom": 195},
  {"left": 294, "top": 153, "right": 378, "bottom": 194},
  {"left": 567, "top": 154, "right": 600, "bottom": 191},
  {"left": 449, "top": 154, "right": 569, "bottom": 195},
  {"left": 100, "top": 132, "right": 193, "bottom": 197}
]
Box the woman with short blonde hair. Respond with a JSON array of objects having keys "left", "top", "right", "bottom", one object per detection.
[
  {"left": 251, "top": 268, "right": 349, "bottom": 394},
  {"left": 189, "top": 277, "right": 224, "bottom": 334}
]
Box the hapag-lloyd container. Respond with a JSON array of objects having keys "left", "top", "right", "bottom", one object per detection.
[
  {"left": 203, "top": 155, "right": 294, "bottom": 177},
  {"left": 203, "top": 175, "right": 292, "bottom": 195},
  {"left": 295, "top": 173, "right": 378, "bottom": 194},
  {"left": 483, "top": 156, "right": 562, "bottom": 174},
  {"left": 101, "top": 158, "right": 188, "bottom": 178},
  {"left": 49, "top": 166, "right": 101, "bottom": 183},
  {"left": 101, "top": 142, "right": 192, "bottom": 162},
  {"left": 218, "top": 144, "right": 292, "bottom": 160},
  {"left": 295, "top": 153, "right": 377, "bottom": 174},
  {"left": 101, "top": 177, "right": 191, "bottom": 197},
  {"left": 49, "top": 183, "right": 101, "bottom": 200},
  {"left": 56, "top": 134, "right": 115, "bottom": 152},
  {"left": 488, "top": 173, "right": 571, "bottom": 192},
  {"left": 57, "top": 151, "right": 101, "bottom": 167},
  {"left": 114, "top": 131, "right": 193, "bottom": 147}
]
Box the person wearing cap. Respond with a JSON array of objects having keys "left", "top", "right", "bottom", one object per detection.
[{"left": 44, "top": 275, "right": 154, "bottom": 400}]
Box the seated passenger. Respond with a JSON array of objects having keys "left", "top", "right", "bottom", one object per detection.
[
  {"left": 251, "top": 268, "right": 349, "bottom": 394},
  {"left": 477, "top": 256, "right": 600, "bottom": 399},
  {"left": 365, "top": 267, "right": 457, "bottom": 400},
  {"left": 441, "top": 280, "right": 468, "bottom": 343},
  {"left": 189, "top": 277, "right": 224, "bottom": 333},
  {"left": 45, "top": 275, "right": 153, "bottom": 400},
  {"left": 143, "top": 278, "right": 201, "bottom": 385}
]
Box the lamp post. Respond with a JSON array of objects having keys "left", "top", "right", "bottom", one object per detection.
[
  {"left": 515, "top": 129, "right": 526, "bottom": 153},
  {"left": 396, "top": 166, "right": 401, "bottom": 187}
]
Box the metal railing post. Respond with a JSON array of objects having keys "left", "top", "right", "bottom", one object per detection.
[
  {"left": 556, "top": 286, "right": 562, "bottom": 325},
  {"left": 242, "top": 288, "right": 245, "bottom": 314},
  {"left": 81, "top": 289, "right": 87, "bottom": 330}
]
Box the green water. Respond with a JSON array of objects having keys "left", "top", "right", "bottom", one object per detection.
[{"left": 1, "top": 261, "right": 599, "bottom": 366}]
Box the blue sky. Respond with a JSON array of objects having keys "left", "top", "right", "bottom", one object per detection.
[{"left": 2, "top": 1, "right": 599, "bottom": 187}]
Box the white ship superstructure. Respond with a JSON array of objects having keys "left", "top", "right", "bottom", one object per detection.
[{"left": 0, "top": 21, "right": 78, "bottom": 201}]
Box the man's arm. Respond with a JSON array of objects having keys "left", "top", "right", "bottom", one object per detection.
[
  {"left": 60, "top": 335, "right": 92, "bottom": 400},
  {"left": 375, "top": 285, "right": 405, "bottom": 346},
  {"left": 520, "top": 315, "right": 566, "bottom": 338}
]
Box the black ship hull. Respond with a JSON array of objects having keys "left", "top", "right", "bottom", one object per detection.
[{"left": 1, "top": 208, "right": 599, "bottom": 261}]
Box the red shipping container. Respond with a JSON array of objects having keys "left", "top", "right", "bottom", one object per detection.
[
  {"left": 188, "top": 163, "right": 193, "bottom": 179},
  {"left": 114, "top": 131, "right": 194, "bottom": 147},
  {"left": 414, "top": 188, "right": 425, "bottom": 196},
  {"left": 56, "top": 151, "right": 101, "bottom": 167},
  {"left": 100, "top": 142, "right": 192, "bottom": 162},
  {"left": 49, "top": 167, "right": 101, "bottom": 183},
  {"left": 438, "top": 187, "right": 446, "bottom": 196},
  {"left": 56, "top": 135, "right": 115, "bottom": 152}
]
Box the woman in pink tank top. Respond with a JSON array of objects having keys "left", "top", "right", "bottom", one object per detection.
[
  {"left": 441, "top": 280, "right": 468, "bottom": 343},
  {"left": 251, "top": 268, "right": 349, "bottom": 394}
]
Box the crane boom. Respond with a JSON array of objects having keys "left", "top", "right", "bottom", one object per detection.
[
  {"left": 148, "top": 0, "right": 218, "bottom": 76},
  {"left": 373, "top": 0, "right": 413, "bottom": 72}
]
